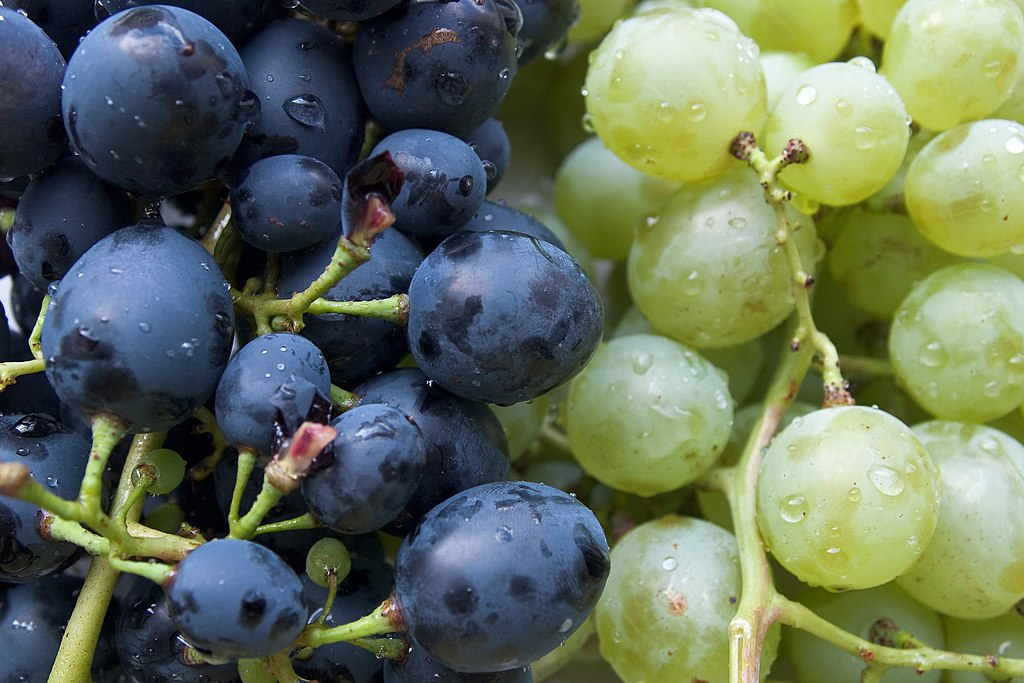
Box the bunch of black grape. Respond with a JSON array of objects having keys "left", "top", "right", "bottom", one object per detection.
[{"left": 0, "top": 1, "right": 607, "bottom": 681}]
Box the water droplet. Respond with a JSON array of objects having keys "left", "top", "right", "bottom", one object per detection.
[
  {"left": 868, "top": 463, "right": 905, "bottom": 496},
  {"left": 834, "top": 98, "right": 853, "bottom": 116},
  {"left": 847, "top": 487, "right": 861, "bottom": 502},
  {"left": 824, "top": 546, "right": 841, "bottom": 555},
  {"left": 779, "top": 495, "right": 808, "bottom": 523},
  {"left": 661, "top": 557, "right": 678, "bottom": 571},
  {"left": 854, "top": 126, "right": 877, "bottom": 149},
  {"left": 919, "top": 340, "right": 948, "bottom": 368},
  {"left": 632, "top": 352, "right": 653, "bottom": 374},
  {"left": 682, "top": 270, "right": 704, "bottom": 296},
  {"left": 45, "top": 476, "right": 58, "bottom": 487},
  {"left": 687, "top": 101, "right": 706, "bottom": 122},
  {"left": 498, "top": 67, "right": 511, "bottom": 79},
  {"left": 982, "top": 153, "right": 998, "bottom": 166},
  {"left": 728, "top": 216, "right": 746, "bottom": 229},
  {"left": 276, "top": 363, "right": 286, "bottom": 371},
  {"left": 983, "top": 380, "right": 1001, "bottom": 398},
  {"left": 15, "top": 447, "right": 30, "bottom": 456},
  {"left": 558, "top": 618, "right": 573, "bottom": 633},
  {"left": 1007, "top": 134, "right": 1024, "bottom": 154},
  {"left": 138, "top": 322, "right": 151, "bottom": 333},
  {"left": 795, "top": 84, "right": 818, "bottom": 105},
  {"left": 266, "top": 74, "right": 275, "bottom": 82},
  {"left": 847, "top": 56, "right": 876, "bottom": 73},
  {"left": 984, "top": 60, "right": 1003, "bottom": 78},
  {"left": 282, "top": 94, "right": 325, "bottom": 128},
  {"left": 581, "top": 112, "right": 595, "bottom": 133}
]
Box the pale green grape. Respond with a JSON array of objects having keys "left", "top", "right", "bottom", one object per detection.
[
  {"left": 904, "top": 119, "right": 1024, "bottom": 257},
  {"left": 786, "top": 583, "right": 945, "bottom": 683},
  {"left": 532, "top": 615, "right": 596, "bottom": 682},
  {"left": 760, "top": 50, "right": 817, "bottom": 110},
  {"left": 988, "top": 250, "right": 1024, "bottom": 279},
  {"left": 856, "top": 0, "right": 907, "bottom": 38},
  {"left": 888, "top": 263, "right": 1024, "bottom": 422},
  {"left": 828, "top": 208, "right": 961, "bottom": 317},
  {"left": 764, "top": 59, "right": 911, "bottom": 206},
  {"left": 634, "top": 0, "right": 701, "bottom": 13},
  {"left": 990, "top": 63, "right": 1024, "bottom": 123},
  {"left": 583, "top": 7, "right": 767, "bottom": 182},
  {"left": 595, "top": 515, "right": 780, "bottom": 683},
  {"left": 704, "top": 0, "right": 858, "bottom": 62},
  {"left": 553, "top": 136, "right": 680, "bottom": 260},
  {"left": 490, "top": 393, "right": 551, "bottom": 461},
  {"left": 811, "top": 264, "right": 889, "bottom": 358},
  {"left": 880, "top": 0, "right": 1024, "bottom": 131},
  {"left": 756, "top": 405, "right": 940, "bottom": 591},
  {"left": 565, "top": 334, "right": 734, "bottom": 496},
  {"left": 627, "top": 165, "right": 818, "bottom": 349},
  {"left": 568, "top": 0, "right": 637, "bottom": 44},
  {"left": 944, "top": 611, "right": 1024, "bottom": 683},
  {"left": 896, "top": 420, "right": 1024, "bottom": 619}
]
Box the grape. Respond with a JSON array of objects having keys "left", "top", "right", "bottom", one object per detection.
[
  {"left": 565, "top": 334, "right": 734, "bottom": 496},
  {"left": 904, "top": 119, "right": 1024, "bottom": 257},
  {"left": 458, "top": 200, "right": 565, "bottom": 250},
  {"left": 856, "top": 0, "right": 904, "bottom": 38},
  {"left": 514, "top": 0, "right": 578, "bottom": 64},
  {"left": 944, "top": 611, "right": 1024, "bottom": 683},
  {"left": 759, "top": 51, "right": 817, "bottom": 110},
  {"left": 888, "top": 263, "right": 1024, "bottom": 422},
  {"left": 489, "top": 394, "right": 551, "bottom": 461},
  {"left": 896, "top": 420, "right": 1024, "bottom": 619},
  {"left": 296, "top": 0, "right": 402, "bottom": 21},
  {"left": 583, "top": 7, "right": 767, "bottom": 182},
  {"left": 553, "top": 136, "right": 679, "bottom": 260},
  {"left": 627, "top": 165, "right": 818, "bottom": 348},
  {"left": 462, "top": 118, "right": 511, "bottom": 194},
  {"left": 827, "top": 208, "right": 961, "bottom": 317},
  {"left": 756, "top": 406, "right": 940, "bottom": 591},
  {"left": 764, "top": 59, "right": 910, "bottom": 207},
  {"left": 880, "top": 0, "right": 1024, "bottom": 131},
  {"left": 787, "top": 583, "right": 945, "bottom": 683},
  {"left": 595, "top": 515, "right": 780, "bottom": 683},
  {"left": 385, "top": 643, "right": 533, "bottom": 682},
  {"left": 568, "top": 0, "right": 636, "bottom": 43}
]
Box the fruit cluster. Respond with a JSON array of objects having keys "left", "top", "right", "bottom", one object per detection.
[{"left": 2, "top": 1, "right": 1024, "bottom": 683}]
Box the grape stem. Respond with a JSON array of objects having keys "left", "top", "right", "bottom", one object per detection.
[
  {"left": 187, "top": 406, "right": 229, "bottom": 482},
  {"left": 298, "top": 595, "right": 406, "bottom": 649},
  {"left": 330, "top": 384, "right": 360, "bottom": 412},
  {"left": 730, "top": 131, "right": 852, "bottom": 407}
]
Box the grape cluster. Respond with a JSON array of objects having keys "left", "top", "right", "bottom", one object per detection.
[{"left": 3, "top": 0, "right": 1024, "bottom": 682}]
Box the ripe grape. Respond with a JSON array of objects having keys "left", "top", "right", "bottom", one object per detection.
[
  {"left": 944, "top": 611, "right": 1024, "bottom": 683},
  {"left": 756, "top": 406, "right": 940, "bottom": 590}
]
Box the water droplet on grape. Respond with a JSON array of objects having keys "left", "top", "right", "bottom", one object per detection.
[
  {"left": 795, "top": 84, "right": 817, "bottom": 105},
  {"left": 984, "top": 60, "right": 1003, "bottom": 78},
  {"left": 854, "top": 126, "right": 877, "bottom": 149},
  {"left": 687, "top": 101, "right": 706, "bottom": 122},
  {"left": 982, "top": 153, "right": 998, "bottom": 166},
  {"left": 847, "top": 487, "right": 861, "bottom": 502},
  {"left": 661, "top": 557, "right": 678, "bottom": 571},
  {"left": 138, "top": 322, "right": 151, "bottom": 333},
  {"left": 559, "top": 618, "right": 573, "bottom": 633},
  {"left": 282, "top": 94, "right": 325, "bottom": 128},
  {"left": 632, "top": 352, "right": 653, "bottom": 375},
  {"left": 779, "top": 495, "right": 808, "bottom": 523},
  {"left": 867, "top": 463, "right": 905, "bottom": 496},
  {"left": 847, "top": 56, "right": 876, "bottom": 73},
  {"left": 581, "top": 112, "right": 595, "bottom": 133},
  {"left": 834, "top": 98, "right": 853, "bottom": 116},
  {"left": 1006, "top": 134, "right": 1024, "bottom": 154},
  {"left": 919, "top": 340, "right": 948, "bottom": 368},
  {"left": 45, "top": 476, "right": 58, "bottom": 487}
]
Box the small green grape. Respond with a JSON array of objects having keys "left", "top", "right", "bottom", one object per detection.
[
  {"left": 305, "top": 537, "right": 351, "bottom": 589},
  {"left": 134, "top": 448, "right": 186, "bottom": 496}
]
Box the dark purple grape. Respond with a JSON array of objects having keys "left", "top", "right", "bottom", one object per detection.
[
  {"left": 40, "top": 223, "right": 235, "bottom": 433},
  {"left": 407, "top": 230, "right": 602, "bottom": 405},
  {"left": 354, "top": 368, "right": 509, "bottom": 536},
  {"left": 166, "top": 538, "right": 305, "bottom": 659},
  {"left": 353, "top": 0, "right": 520, "bottom": 137},
  {"left": 370, "top": 128, "right": 487, "bottom": 238},
  {"left": 297, "top": 0, "right": 402, "bottom": 21},
  {"left": 232, "top": 18, "right": 366, "bottom": 181},
  {"left": 0, "top": 303, "right": 10, "bottom": 362},
  {"left": 385, "top": 643, "right": 532, "bottom": 682},
  {"left": 0, "top": 413, "right": 89, "bottom": 583},
  {"left": 0, "top": 7, "right": 66, "bottom": 179},
  {"left": 61, "top": 5, "right": 252, "bottom": 197},
  {"left": 1, "top": 573, "right": 90, "bottom": 680},
  {"left": 214, "top": 332, "right": 330, "bottom": 456},
  {"left": 462, "top": 118, "right": 511, "bottom": 194},
  {"left": 230, "top": 154, "right": 342, "bottom": 253},
  {"left": 457, "top": 200, "right": 564, "bottom": 250},
  {"left": 10, "top": 275, "right": 45, "bottom": 338},
  {"left": 116, "top": 578, "right": 242, "bottom": 683},
  {"left": 296, "top": 557, "right": 395, "bottom": 683},
  {"left": 393, "top": 481, "right": 609, "bottom": 673},
  {"left": 277, "top": 227, "right": 424, "bottom": 387},
  {"left": 513, "top": 0, "right": 578, "bottom": 63},
  {"left": 2, "top": 0, "right": 98, "bottom": 61},
  {"left": 96, "top": 0, "right": 280, "bottom": 46},
  {"left": 302, "top": 403, "right": 426, "bottom": 535},
  {"left": 8, "top": 156, "right": 133, "bottom": 290}
]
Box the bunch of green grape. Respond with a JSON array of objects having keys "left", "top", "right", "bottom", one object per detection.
[{"left": 494, "top": 0, "right": 1024, "bottom": 681}]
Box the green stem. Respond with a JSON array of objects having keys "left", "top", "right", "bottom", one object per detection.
[
  {"left": 107, "top": 556, "right": 175, "bottom": 585},
  {"left": 78, "top": 414, "right": 128, "bottom": 524},
  {"left": 47, "top": 558, "right": 121, "bottom": 683},
  {"left": 28, "top": 293, "right": 50, "bottom": 360},
  {"left": 330, "top": 384, "right": 360, "bottom": 412},
  {"left": 199, "top": 200, "right": 233, "bottom": 254},
  {"left": 302, "top": 293, "right": 409, "bottom": 324},
  {"left": 0, "top": 357, "right": 45, "bottom": 391},
  {"left": 836, "top": 354, "right": 894, "bottom": 377},
  {"left": 188, "top": 406, "right": 229, "bottom": 482},
  {"left": 350, "top": 635, "right": 408, "bottom": 660},
  {"left": 300, "top": 597, "right": 405, "bottom": 649},
  {"left": 229, "top": 448, "right": 258, "bottom": 529},
  {"left": 254, "top": 512, "right": 320, "bottom": 536},
  {"left": 114, "top": 473, "right": 153, "bottom": 526},
  {"left": 231, "top": 474, "right": 285, "bottom": 539},
  {"left": 43, "top": 514, "right": 109, "bottom": 556},
  {"left": 0, "top": 462, "right": 83, "bottom": 520}
]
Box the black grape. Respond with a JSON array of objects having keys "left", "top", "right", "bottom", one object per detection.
[
  {"left": 40, "top": 223, "right": 235, "bottom": 433},
  {"left": 10, "top": 274, "right": 45, "bottom": 338},
  {"left": 302, "top": 403, "right": 426, "bottom": 535},
  {"left": 353, "top": 0, "right": 521, "bottom": 137},
  {"left": 166, "top": 538, "right": 305, "bottom": 659},
  {"left": 96, "top": 0, "right": 280, "bottom": 45},
  {"left": 233, "top": 18, "right": 366, "bottom": 181},
  {"left": 214, "top": 332, "right": 331, "bottom": 456},
  {"left": 354, "top": 368, "right": 510, "bottom": 536},
  {"left": 297, "top": 0, "right": 402, "bottom": 21},
  {"left": 0, "top": 7, "right": 66, "bottom": 179},
  {"left": 370, "top": 128, "right": 487, "bottom": 238},
  {"left": 0, "top": 413, "right": 89, "bottom": 583},
  {"left": 230, "top": 154, "right": 342, "bottom": 253},
  {"left": 407, "top": 230, "right": 602, "bottom": 405},
  {"left": 277, "top": 227, "right": 424, "bottom": 387},
  {"left": 393, "top": 481, "right": 609, "bottom": 673},
  {"left": 8, "top": 156, "right": 134, "bottom": 290},
  {"left": 457, "top": 200, "right": 564, "bottom": 249},
  {"left": 513, "top": 0, "right": 578, "bottom": 64},
  {"left": 2, "top": 0, "right": 98, "bottom": 61},
  {"left": 116, "top": 578, "right": 241, "bottom": 683},
  {"left": 61, "top": 5, "right": 253, "bottom": 197},
  {"left": 462, "top": 118, "right": 512, "bottom": 194},
  {"left": 385, "top": 643, "right": 533, "bottom": 682}
]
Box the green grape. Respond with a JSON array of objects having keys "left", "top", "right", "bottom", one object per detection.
[
  {"left": 305, "top": 537, "right": 351, "bottom": 588},
  {"left": 565, "top": 334, "right": 734, "bottom": 496},
  {"left": 490, "top": 393, "right": 551, "bottom": 460},
  {"left": 553, "top": 136, "right": 680, "bottom": 260},
  {"left": 944, "top": 611, "right": 1024, "bottom": 683},
  {"left": 532, "top": 615, "right": 596, "bottom": 681},
  {"left": 888, "top": 263, "right": 1024, "bottom": 422},
  {"left": 880, "top": 0, "right": 1024, "bottom": 131},
  {"left": 583, "top": 7, "right": 767, "bottom": 182},
  {"left": 896, "top": 420, "right": 1024, "bottom": 619},
  {"left": 134, "top": 448, "right": 186, "bottom": 496},
  {"left": 861, "top": 126, "right": 935, "bottom": 213},
  {"left": 904, "top": 119, "right": 1024, "bottom": 257},
  {"left": 756, "top": 405, "right": 940, "bottom": 591},
  {"left": 764, "top": 59, "right": 911, "bottom": 206},
  {"left": 704, "top": 0, "right": 858, "bottom": 63},
  {"left": 542, "top": 48, "right": 591, "bottom": 159},
  {"left": 568, "top": 0, "right": 638, "bottom": 44},
  {"left": 627, "top": 165, "right": 818, "bottom": 349},
  {"left": 989, "top": 250, "right": 1024, "bottom": 279},
  {"left": 760, "top": 50, "right": 817, "bottom": 110},
  {"left": 990, "top": 63, "right": 1024, "bottom": 123},
  {"left": 856, "top": 0, "right": 907, "bottom": 38},
  {"left": 786, "top": 583, "right": 945, "bottom": 683},
  {"left": 595, "top": 515, "right": 781, "bottom": 683},
  {"left": 827, "top": 208, "right": 961, "bottom": 317},
  {"left": 810, "top": 265, "right": 889, "bottom": 359}
]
